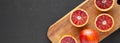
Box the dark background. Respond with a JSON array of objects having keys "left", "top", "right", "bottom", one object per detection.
[{"left": 0, "top": 0, "right": 120, "bottom": 43}]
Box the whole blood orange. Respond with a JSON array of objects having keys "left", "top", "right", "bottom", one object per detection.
[
  {"left": 79, "top": 29, "right": 99, "bottom": 43},
  {"left": 95, "top": 13, "right": 114, "bottom": 32},
  {"left": 94, "top": 0, "right": 114, "bottom": 11},
  {"left": 70, "top": 9, "right": 89, "bottom": 27},
  {"left": 59, "top": 35, "right": 77, "bottom": 43}
]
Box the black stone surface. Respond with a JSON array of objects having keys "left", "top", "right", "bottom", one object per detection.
[{"left": 0, "top": 0, "right": 120, "bottom": 43}]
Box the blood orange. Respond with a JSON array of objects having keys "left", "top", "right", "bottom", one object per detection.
[
  {"left": 95, "top": 13, "right": 114, "bottom": 32},
  {"left": 70, "top": 9, "right": 89, "bottom": 27},
  {"left": 79, "top": 29, "right": 99, "bottom": 43},
  {"left": 59, "top": 35, "right": 77, "bottom": 43},
  {"left": 94, "top": 0, "right": 114, "bottom": 11}
]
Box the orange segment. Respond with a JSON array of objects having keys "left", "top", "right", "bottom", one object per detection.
[
  {"left": 94, "top": 0, "right": 114, "bottom": 11},
  {"left": 95, "top": 13, "right": 114, "bottom": 32},
  {"left": 59, "top": 35, "right": 77, "bottom": 43},
  {"left": 70, "top": 9, "right": 89, "bottom": 27}
]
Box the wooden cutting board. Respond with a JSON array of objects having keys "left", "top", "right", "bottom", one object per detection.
[{"left": 47, "top": 0, "right": 120, "bottom": 43}]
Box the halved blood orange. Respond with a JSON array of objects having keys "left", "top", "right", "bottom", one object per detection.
[
  {"left": 94, "top": 0, "right": 114, "bottom": 11},
  {"left": 70, "top": 9, "right": 89, "bottom": 27},
  {"left": 59, "top": 35, "right": 77, "bottom": 43},
  {"left": 95, "top": 13, "right": 114, "bottom": 32}
]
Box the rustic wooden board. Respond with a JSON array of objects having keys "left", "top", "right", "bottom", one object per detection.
[{"left": 47, "top": 0, "right": 120, "bottom": 43}]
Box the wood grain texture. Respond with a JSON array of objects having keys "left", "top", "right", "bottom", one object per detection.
[{"left": 47, "top": 0, "right": 120, "bottom": 43}]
